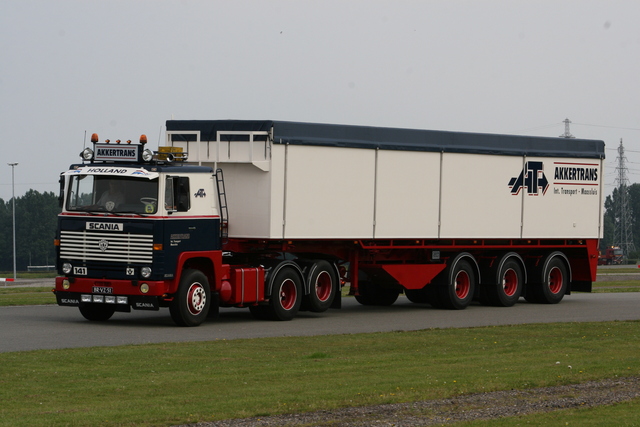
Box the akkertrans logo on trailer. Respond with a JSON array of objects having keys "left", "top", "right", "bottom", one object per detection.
[{"left": 508, "top": 161, "right": 549, "bottom": 196}]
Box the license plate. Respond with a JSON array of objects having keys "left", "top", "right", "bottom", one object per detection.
[{"left": 92, "top": 286, "right": 113, "bottom": 294}]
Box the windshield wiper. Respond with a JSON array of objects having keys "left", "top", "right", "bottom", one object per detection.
[{"left": 111, "top": 211, "right": 148, "bottom": 217}]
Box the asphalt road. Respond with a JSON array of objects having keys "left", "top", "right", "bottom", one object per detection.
[{"left": 2, "top": 292, "right": 640, "bottom": 353}]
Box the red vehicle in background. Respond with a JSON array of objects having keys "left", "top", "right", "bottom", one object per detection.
[{"left": 598, "top": 246, "right": 624, "bottom": 265}]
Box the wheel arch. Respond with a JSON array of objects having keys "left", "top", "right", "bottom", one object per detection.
[
  {"left": 540, "top": 251, "right": 572, "bottom": 284},
  {"left": 263, "top": 260, "right": 305, "bottom": 298},
  {"left": 174, "top": 251, "right": 223, "bottom": 293},
  {"left": 295, "top": 258, "right": 340, "bottom": 296},
  {"left": 496, "top": 252, "right": 527, "bottom": 285}
]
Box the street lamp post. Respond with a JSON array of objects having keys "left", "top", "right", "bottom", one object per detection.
[{"left": 7, "top": 163, "right": 18, "bottom": 281}]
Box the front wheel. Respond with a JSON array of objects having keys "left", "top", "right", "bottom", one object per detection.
[
  {"left": 79, "top": 304, "right": 115, "bottom": 321},
  {"left": 170, "top": 269, "right": 211, "bottom": 326}
]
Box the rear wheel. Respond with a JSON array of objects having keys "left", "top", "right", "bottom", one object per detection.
[
  {"left": 170, "top": 269, "right": 211, "bottom": 326},
  {"left": 437, "top": 259, "right": 476, "bottom": 310},
  {"left": 354, "top": 281, "right": 400, "bottom": 306},
  {"left": 405, "top": 288, "right": 430, "bottom": 304},
  {"left": 302, "top": 260, "right": 337, "bottom": 312},
  {"left": 79, "top": 304, "right": 115, "bottom": 321},
  {"left": 482, "top": 259, "right": 523, "bottom": 307},
  {"left": 265, "top": 267, "right": 302, "bottom": 321},
  {"left": 525, "top": 256, "right": 568, "bottom": 304},
  {"left": 355, "top": 280, "right": 400, "bottom": 307}
]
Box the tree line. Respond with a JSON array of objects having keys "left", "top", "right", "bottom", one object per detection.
[
  {"left": 0, "top": 190, "right": 60, "bottom": 272},
  {"left": 602, "top": 183, "right": 640, "bottom": 260}
]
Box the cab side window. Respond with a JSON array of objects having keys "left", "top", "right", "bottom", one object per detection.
[
  {"left": 165, "top": 176, "right": 190, "bottom": 212},
  {"left": 176, "top": 177, "right": 190, "bottom": 211}
]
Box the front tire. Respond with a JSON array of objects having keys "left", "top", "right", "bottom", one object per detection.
[
  {"left": 79, "top": 304, "right": 115, "bottom": 321},
  {"left": 170, "top": 269, "right": 211, "bottom": 327}
]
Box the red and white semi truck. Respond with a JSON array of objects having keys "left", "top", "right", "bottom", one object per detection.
[{"left": 54, "top": 120, "right": 605, "bottom": 326}]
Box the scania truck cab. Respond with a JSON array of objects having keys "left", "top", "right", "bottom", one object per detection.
[{"left": 54, "top": 134, "right": 225, "bottom": 326}]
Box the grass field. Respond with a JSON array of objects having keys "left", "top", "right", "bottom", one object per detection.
[
  {"left": 0, "top": 321, "right": 639, "bottom": 427},
  {"left": 1, "top": 269, "right": 639, "bottom": 425},
  {"left": 459, "top": 400, "right": 640, "bottom": 426},
  {"left": 0, "top": 271, "right": 56, "bottom": 279},
  {"left": 0, "top": 287, "right": 55, "bottom": 306}
]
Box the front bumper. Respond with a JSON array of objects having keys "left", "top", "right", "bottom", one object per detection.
[{"left": 54, "top": 276, "right": 171, "bottom": 311}]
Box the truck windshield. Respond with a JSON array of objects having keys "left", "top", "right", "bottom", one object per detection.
[{"left": 66, "top": 175, "right": 159, "bottom": 214}]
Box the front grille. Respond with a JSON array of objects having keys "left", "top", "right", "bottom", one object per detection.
[{"left": 60, "top": 230, "right": 153, "bottom": 263}]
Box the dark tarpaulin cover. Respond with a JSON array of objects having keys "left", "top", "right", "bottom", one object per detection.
[{"left": 166, "top": 120, "right": 605, "bottom": 159}]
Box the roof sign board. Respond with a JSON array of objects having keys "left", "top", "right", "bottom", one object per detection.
[{"left": 94, "top": 144, "right": 139, "bottom": 162}]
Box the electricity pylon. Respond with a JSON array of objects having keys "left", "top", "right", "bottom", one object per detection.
[{"left": 613, "top": 138, "right": 636, "bottom": 259}]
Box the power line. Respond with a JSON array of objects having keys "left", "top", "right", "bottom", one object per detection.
[{"left": 573, "top": 122, "right": 640, "bottom": 132}]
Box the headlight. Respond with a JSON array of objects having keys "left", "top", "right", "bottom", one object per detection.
[
  {"left": 142, "top": 149, "right": 154, "bottom": 162},
  {"left": 140, "top": 283, "right": 150, "bottom": 294},
  {"left": 141, "top": 266, "right": 152, "bottom": 278},
  {"left": 81, "top": 147, "right": 94, "bottom": 161},
  {"left": 62, "top": 263, "right": 72, "bottom": 274}
]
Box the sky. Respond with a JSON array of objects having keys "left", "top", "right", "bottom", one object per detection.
[{"left": 1, "top": 0, "right": 640, "bottom": 201}]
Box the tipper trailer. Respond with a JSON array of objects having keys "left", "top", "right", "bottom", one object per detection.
[{"left": 54, "top": 120, "right": 605, "bottom": 326}]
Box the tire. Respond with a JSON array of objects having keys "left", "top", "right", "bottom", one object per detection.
[
  {"left": 79, "top": 304, "right": 115, "bottom": 321},
  {"left": 526, "top": 257, "right": 568, "bottom": 304},
  {"left": 302, "top": 260, "right": 337, "bottom": 313},
  {"left": 482, "top": 259, "right": 523, "bottom": 307},
  {"left": 437, "top": 259, "right": 476, "bottom": 310},
  {"left": 265, "top": 267, "right": 302, "bottom": 321},
  {"left": 405, "top": 288, "right": 430, "bottom": 304},
  {"left": 248, "top": 305, "right": 271, "bottom": 320},
  {"left": 354, "top": 281, "right": 399, "bottom": 306},
  {"left": 207, "top": 292, "right": 220, "bottom": 319},
  {"left": 170, "top": 269, "right": 211, "bottom": 327}
]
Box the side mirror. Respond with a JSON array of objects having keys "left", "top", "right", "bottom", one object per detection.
[{"left": 58, "top": 173, "right": 65, "bottom": 208}]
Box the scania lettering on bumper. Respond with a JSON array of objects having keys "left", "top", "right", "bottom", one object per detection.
[{"left": 55, "top": 291, "right": 160, "bottom": 311}]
